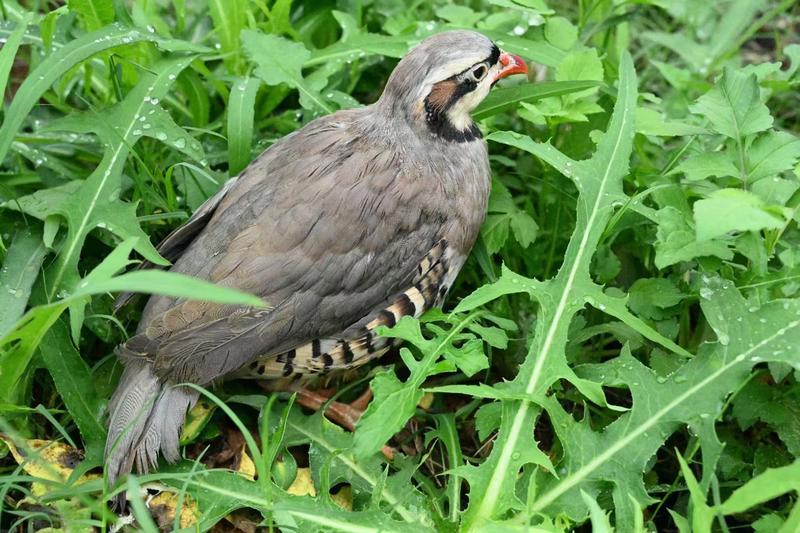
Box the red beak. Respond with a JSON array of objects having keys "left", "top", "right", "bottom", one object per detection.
[{"left": 494, "top": 51, "right": 529, "bottom": 81}]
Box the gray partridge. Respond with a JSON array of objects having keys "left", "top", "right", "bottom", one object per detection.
[{"left": 106, "top": 30, "right": 528, "bottom": 486}]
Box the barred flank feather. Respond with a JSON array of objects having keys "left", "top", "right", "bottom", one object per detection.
[{"left": 241, "top": 240, "right": 453, "bottom": 379}]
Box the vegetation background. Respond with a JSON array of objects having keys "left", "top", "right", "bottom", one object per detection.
[{"left": 1, "top": 0, "right": 799, "bottom": 531}]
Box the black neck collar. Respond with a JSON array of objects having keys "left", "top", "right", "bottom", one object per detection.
[{"left": 424, "top": 100, "right": 481, "bottom": 143}]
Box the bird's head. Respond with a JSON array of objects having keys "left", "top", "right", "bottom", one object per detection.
[{"left": 378, "top": 30, "right": 528, "bottom": 142}]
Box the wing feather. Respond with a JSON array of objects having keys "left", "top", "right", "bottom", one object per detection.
[{"left": 123, "top": 111, "right": 448, "bottom": 385}]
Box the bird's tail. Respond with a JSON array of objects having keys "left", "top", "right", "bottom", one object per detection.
[{"left": 105, "top": 356, "right": 198, "bottom": 489}]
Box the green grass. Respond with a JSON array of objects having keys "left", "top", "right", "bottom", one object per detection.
[{"left": 1, "top": 0, "right": 800, "bottom": 531}]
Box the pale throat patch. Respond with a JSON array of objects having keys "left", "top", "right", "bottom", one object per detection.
[{"left": 446, "top": 64, "right": 501, "bottom": 131}]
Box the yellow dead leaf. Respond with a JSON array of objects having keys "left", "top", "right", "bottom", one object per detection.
[
  {"left": 235, "top": 443, "right": 256, "bottom": 480},
  {"left": 287, "top": 467, "right": 316, "bottom": 497},
  {"left": 331, "top": 485, "right": 353, "bottom": 511},
  {"left": 179, "top": 400, "right": 216, "bottom": 445},
  {"left": 0, "top": 436, "right": 99, "bottom": 497},
  {"left": 418, "top": 392, "right": 434, "bottom": 410},
  {"left": 148, "top": 491, "right": 199, "bottom": 529}
]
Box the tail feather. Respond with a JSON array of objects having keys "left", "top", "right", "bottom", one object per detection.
[{"left": 105, "top": 357, "right": 198, "bottom": 491}]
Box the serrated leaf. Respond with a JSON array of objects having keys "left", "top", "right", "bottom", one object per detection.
[
  {"left": 355, "top": 314, "right": 489, "bottom": 456},
  {"left": 627, "top": 278, "right": 685, "bottom": 320},
  {"left": 306, "top": 11, "right": 410, "bottom": 67},
  {"left": 34, "top": 56, "right": 194, "bottom": 309},
  {"left": 242, "top": 30, "right": 332, "bottom": 114},
  {"left": 690, "top": 68, "right": 773, "bottom": 139},
  {"left": 525, "top": 277, "right": 800, "bottom": 526},
  {"left": 461, "top": 53, "right": 638, "bottom": 529},
  {"left": 746, "top": 131, "right": 800, "bottom": 183},
  {"left": 674, "top": 152, "right": 739, "bottom": 181},
  {"left": 282, "top": 409, "right": 433, "bottom": 527}
]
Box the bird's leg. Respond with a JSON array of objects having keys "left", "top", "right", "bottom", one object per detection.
[
  {"left": 295, "top": 388, "right": 394, "bottom": 460},
  {"left": 296, "top": 389, "right": 363, "bottom": 432}
]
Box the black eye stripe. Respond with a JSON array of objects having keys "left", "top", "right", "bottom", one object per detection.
[{"left": 450, "top": 45, "right": 503, "bottom": 80}]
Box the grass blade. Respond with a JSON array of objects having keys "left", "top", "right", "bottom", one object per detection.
[
  {"left": 0, "top": 226, "right": 46, "bottom": 338},
  {"left": 0, "top": 23, "right": 181, "bottom": 163},
  {"left": 38, "top": 320, "right": 106, "bottom": 461},
  {"left": 73, "top": 270, "right": 266, "bottom": 308},
  {"left": 0, "top": 12, "right": 32, "bottom": 101},
  {"left": 226, "top": 76, "right": 260, "bottom": 176}
]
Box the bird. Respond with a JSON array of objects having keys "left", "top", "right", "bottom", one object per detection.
[{"left": 105, "top": 29, "right": 528, "bottom": 488}]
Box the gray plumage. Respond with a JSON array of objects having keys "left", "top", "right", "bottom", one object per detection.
[{"left": 106, "top": 30, "right": 527, "bottom": 489}]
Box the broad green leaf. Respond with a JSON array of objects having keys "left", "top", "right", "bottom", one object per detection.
[
  {"left": 673, "top": 152, "right": 739, "bottom": 181},
  {"left": 242, "top": 30, "right": 332, "bottom": 114},
  {"left": 653, "top": 206, "right": 733, "bottom": 268},
  {"left": 544, "top": 16, "right": 578, "bottom": 50},
  {"left": 473, "top": 80, "right": 601, "bottom": 121},
  {"left": 227, "top": 76, "right": 261, "bottom": 176},
  {"left": 0, "top": 227, "right": 46, "bottom": 338},
  {"left": 67, "top": 0, "right": 114, "bottom": 32},
  {"left": 479, "top": 31, "right": 565, "bottom": 67},
  {"left": 732, "top": 380, "right": 800, "bottom": 456},
  {"left": 636, "top": 107, "right": 709, "bottom": 137},
  {"left": 305, "top": 11, "right": 410, "bottom": 67},
  {"left": 746, "top": 131, "right": 800, "bottom": 183},
  {"left": 461, "top": 53, "right": 638, "bottom": 529},
  {"left": 719, "top": 460, "right": 800, "bottom": 515},
  {"left": 480, "top": 181, "right": 538, "bottom": 253},
  {"left": 556, "top": 48, "right": 604, "bottom": 100},
  {"left": 38, "top": 320, "right": 106, "bottom": 461},
  {"left": 627, "top": 278, "right": 685, "bottom": 320},
  {"left": 694, "top": 188, "right": 785, "bottom": 241},
  {"left": 690, "top": 68, "right": 773, "bottom": 140},
  {"left": 753, "top": 177, "right": 799, "bottom": 206}
]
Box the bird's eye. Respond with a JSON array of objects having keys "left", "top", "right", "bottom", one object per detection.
[{"left": 470, "top": 65, "right": 488, "bottom": 81}]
